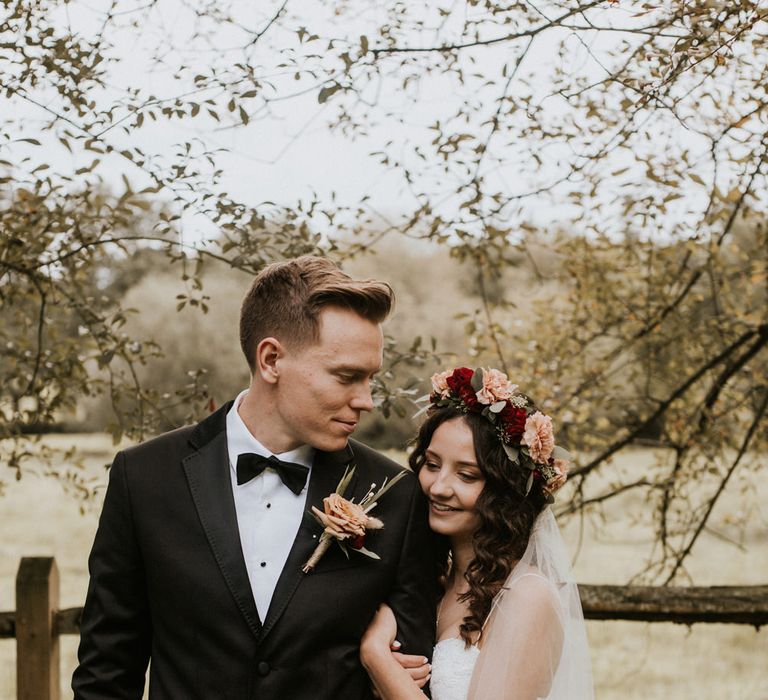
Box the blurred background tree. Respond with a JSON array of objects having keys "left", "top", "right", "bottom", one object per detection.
[{"left": 1, "top": 0, "right": 766, "bottom": 583}]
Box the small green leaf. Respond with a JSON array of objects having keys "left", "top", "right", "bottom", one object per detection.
[
  {"left": 97, "top": 350, "right": 114, "bottom": 368},
  {"left": 503, "top": 444, "right": 519, "bottom": 462},
  {"left": 355, "top": 546, "right": 380, "bottom": 560},
  {"left": 318, "top": 83, "right": 341, "bottom": 104}
]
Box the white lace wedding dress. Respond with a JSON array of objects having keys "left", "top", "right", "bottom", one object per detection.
[
  {"left": 430, "top": 637, "right": 480, "bottom": 700},
  {"left": 428, "top": 509, "right": 594, "bottom": 700}
]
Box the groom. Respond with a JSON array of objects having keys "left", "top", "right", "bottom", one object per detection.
[{"left": 72, "top": 255, "right": 437, "bottom": 699}]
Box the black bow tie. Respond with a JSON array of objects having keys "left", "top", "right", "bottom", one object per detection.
[{"left": 236, "top": 453, "right": 309, "bottom": 495}]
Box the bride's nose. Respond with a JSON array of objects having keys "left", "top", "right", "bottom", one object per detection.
[{"left": 428, "top": 469, "right": 452, "bottom": 498}]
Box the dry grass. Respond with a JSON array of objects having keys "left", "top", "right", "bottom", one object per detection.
[{"left": 1, "top": 435, "right": 766, "bottom": 699}]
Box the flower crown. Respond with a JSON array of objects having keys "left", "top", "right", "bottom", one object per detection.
[{"left": 429, "top": 367, "right": 571, "bottom": 501}]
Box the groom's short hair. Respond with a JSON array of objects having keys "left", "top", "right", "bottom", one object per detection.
[{"left": 239, "top": 255, "right": 394, "bottom": 370}]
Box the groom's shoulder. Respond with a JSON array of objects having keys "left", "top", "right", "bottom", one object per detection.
[
  {"left": 120, "top": 424, "right": 196, "bottom": 462},
  {"left": 347, "top": 438, "right": 404, "bottom": 470},
  {"left": 121, "top": 401, "right": 231, "bottom": 462},
  {"left": 347, "top": 438, "right": 411, "bottom": 480}
]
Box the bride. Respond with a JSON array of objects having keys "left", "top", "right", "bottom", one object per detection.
[{"left": 360, "top": 367, "right": 594, "bottom": 700}]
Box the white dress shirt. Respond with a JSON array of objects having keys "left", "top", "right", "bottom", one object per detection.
[{"left": 226, "top": 390, "right": 314, "bottom": 619}]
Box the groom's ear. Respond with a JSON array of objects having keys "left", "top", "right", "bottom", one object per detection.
[{"left": 255, "top": 337, "right": 283, "bottom": 385}]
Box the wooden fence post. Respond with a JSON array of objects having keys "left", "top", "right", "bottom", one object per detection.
[{"left": 16, "top": 557, "right": 60, "bottom": 700}]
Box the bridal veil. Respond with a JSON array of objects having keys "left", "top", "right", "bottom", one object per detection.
[{"left": 467, "top": 508, "right": 594, "bottom": 700}]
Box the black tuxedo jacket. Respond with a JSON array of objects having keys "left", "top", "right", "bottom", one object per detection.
[{"left": 72, "top": 402, "right": 437, "bottom": 699}]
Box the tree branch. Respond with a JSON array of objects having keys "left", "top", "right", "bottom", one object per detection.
[
  {"left": 570, "top": 323, "right": 768, "bottom": 480},
  {"left": 663, "top": 387, "right": 768, "bottom": 584},
  {"left": 371, "top": 1, "right": 604, "bottom": 55}
]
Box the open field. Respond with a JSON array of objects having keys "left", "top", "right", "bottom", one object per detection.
[{"left": 1, "top": 434, "right": 766, "bottom": 699}]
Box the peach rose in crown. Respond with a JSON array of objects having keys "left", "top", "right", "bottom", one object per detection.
[
  {"left": 522, "top": 412, "right": 555, "bottom": 464},
  {"left": 430, "top": 370, "right": 453, "bottom": 398},
  {"left": 312, "top": 493, "right": 383, "bottom": 540},
  {"left": 476, "top": 368, "right": 518, "bottom": 404},
  {"left": 543, "top": 458, "right": 569, "bottom": 495}
]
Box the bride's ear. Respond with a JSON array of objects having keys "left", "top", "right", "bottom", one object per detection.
[{"left": 255, "top": 337, "right": 283, "bottom": 384}]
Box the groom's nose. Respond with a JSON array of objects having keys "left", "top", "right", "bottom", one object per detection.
[{"left": 349, "top": 380, "right": 374, "bottom": 412}]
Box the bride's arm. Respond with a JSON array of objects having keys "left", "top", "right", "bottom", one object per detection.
[{"left": 361, "top": 604, "right": 429, "bottom": 700}]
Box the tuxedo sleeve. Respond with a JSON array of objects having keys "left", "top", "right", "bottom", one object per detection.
[
  {"left": 387, "top": 475, "right": 438, "bottom": 660},
  {"left": 72, "top": 451, "right": 151, "bottom": 699}
]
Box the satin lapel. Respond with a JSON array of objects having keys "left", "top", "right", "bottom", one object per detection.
[
  {"left": 258, "top": 444, "right": 356, "bottom": 644},
  {"left": 183, "top": 430, "right": 262, "bottom": 640}
]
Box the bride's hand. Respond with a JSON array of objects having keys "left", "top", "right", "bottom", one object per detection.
[
  {"left": 391, "top": 650, "right": 431, "bottom": 689},
  {"left": 361, "top": 604, "right": 431, "bottom": 689}
]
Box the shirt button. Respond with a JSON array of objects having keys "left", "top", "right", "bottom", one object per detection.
[
  {"left": 266, "top": 503, "right": 271, "bottom": 509},
  {"left": 260, "top": 561, "right": 266, "bottom": 568},
  {"left": 257, "top": 661, "right": 270, "bottom": 676}
]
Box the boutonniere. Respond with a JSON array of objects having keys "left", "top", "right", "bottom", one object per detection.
[{"left": 302, "top": 466, "right": 407, "bottom": 574}]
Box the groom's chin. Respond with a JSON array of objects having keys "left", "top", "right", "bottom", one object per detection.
[{"left": 311, "top": 433, "right": 352, "bottom": 453}]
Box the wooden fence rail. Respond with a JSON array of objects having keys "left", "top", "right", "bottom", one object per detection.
[{"left": 1, "top": 557, "right": 767, "bottom": 700}]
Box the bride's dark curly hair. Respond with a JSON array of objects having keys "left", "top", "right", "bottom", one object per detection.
[{"left": 409, "top": 405, "right": 548, "bottom": 646}]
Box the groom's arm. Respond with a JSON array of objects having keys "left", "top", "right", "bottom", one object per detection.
[
  {"left": 387, "top": 474, "right": 438, "bottom": 661},
  {"left": 72, "top": 451, "right": 151, "bottom": 700}
]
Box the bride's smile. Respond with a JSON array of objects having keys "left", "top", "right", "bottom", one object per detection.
[{"left": 428, "top": 501, "right": 462, "bottom": 513}]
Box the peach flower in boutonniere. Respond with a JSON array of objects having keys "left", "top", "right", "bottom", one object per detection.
[
  {"left": 312, "top": 493, "right": 383, "bottom": 542},
  {"left": 302, "top": 467, "right": 406, "bottom": 573}
]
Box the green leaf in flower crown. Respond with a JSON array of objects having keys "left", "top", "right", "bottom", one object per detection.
[
  {"left": 471, "top": 368, "right": 484, "bottom": 392},
  {"left": 503, "top": 443, "right": 519, "bottom": 462},
  {"left": 482, "top": 407, "right": 496, "bottom": 422},
  {"left": 552, "top": 445, "right": 572, "bottom": 462},
  {"left": 525, "top": 472, "right": 534, "bottom": 496},
  {"left": 489, "top": 400, "right": 506, "bottom": 413}
]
